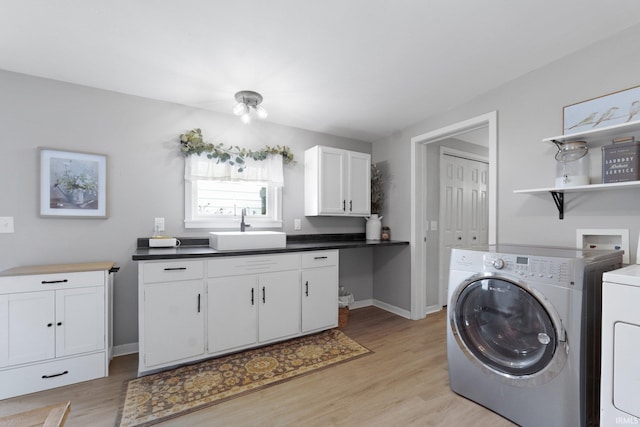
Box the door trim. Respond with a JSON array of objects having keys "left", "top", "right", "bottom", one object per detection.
[{"left": 410, "top": 111, "right": 498, "bottom": 320}]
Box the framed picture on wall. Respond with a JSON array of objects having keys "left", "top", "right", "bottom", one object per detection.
[
  {"left": 563, "top": 85, "right": 640, "bottom": 135},
  {"left": 39, "top": 148, "right": 108, "bottom": 218}
]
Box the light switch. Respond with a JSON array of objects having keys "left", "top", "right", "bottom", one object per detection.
[
  {"left": 154, "top": 217, "right": 165, "bottom": 233},
  {"left": 0, "top": 217, "right": 14, "bottom": 233}
]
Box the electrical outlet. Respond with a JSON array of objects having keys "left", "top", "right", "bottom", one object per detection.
[
  {"left": 154, "top": 217, "right": 165, "bottom": 233},
  {"left": 430, "top": 220, "right": 438, "bottom": 231},
  {"left": 294, "top": 219, "right": 301, "bottom": 230},
  {"left": 0, "top": 217, "right": 14, "bottom": 233}
]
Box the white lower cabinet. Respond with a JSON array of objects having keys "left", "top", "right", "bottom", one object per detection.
[
  {"left": 207, "top": 275, "right": 257, "bottom": 353},
  {"left": 0, "top": 263, "right": 114, "bottom": 399},
  {"left": 207, "top": 269, "right": 300, "bottom": 354},
  {"left": 142, "top": 280, "right": 205, "bottom": 368},
  {"left": 138, "top": 251, "right": 338, "bottom": 375}
]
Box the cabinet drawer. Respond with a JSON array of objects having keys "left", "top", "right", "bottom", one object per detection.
[
  {"left": 208, "top": 254, "right": 300, "bottom": 277},
  {"left": 0, "top": 352, "right": 106, "bottom": 400},
  {"left": 301, "top": 250, "right": 338, "bottom": 269},
  {"left": 142, "top": 260, "right": 204, "bottom": 283},
  {"left": 0, "top": 271, "right": 105, "bottom": 294}
]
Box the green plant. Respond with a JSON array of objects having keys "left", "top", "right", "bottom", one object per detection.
[
  {"left": 371, "top": 163, "right": 384, "bottom": 214},
  {"left": 179, "top": 128, "right": 294, "bottom": 172}
]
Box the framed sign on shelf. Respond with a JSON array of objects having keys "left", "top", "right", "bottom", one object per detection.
[
  {"left": 39, "top": 148, "right": 108, "bottom": 218},
  {"left": 563, "top": 85, "right": 640, "bottom": 135}
]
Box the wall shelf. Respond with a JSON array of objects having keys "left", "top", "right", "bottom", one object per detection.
[
  {"left": 515, "top": 119, "right": 640, "bottom": 220},
  {"left": 542, "top": 120, "right": 640, "bottom": 145},
  {"left": 514, "top": 181, "right": 640, "bottom": 220}
]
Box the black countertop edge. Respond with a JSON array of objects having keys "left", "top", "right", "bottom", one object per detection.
[
  {"left": 137, "top": 233, "right": 369, "bottom": 249},
  {"left": 132, "top": 238, "right": 409, "bottom": 261}
]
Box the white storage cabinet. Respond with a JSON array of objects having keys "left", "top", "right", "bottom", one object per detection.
[
  {"left": 301, "top": 251, "right": 339, "bottom": 333},
  {"left": 305, "top": 145, "right": 371, "bottom": 216},
  {"left": 138, "top": 259, "right": 205, "bottom": 373},
  {"left": 137, "top": 251, "right": 339, "bottom": 376},
  {"left": 207, "top": 254, "right": 301, "bottom": 355},
  {"left": 0, "top": 262, "right": 114, "bottom": 399}
]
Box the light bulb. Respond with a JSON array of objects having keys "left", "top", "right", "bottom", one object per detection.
[
  {"left": 233, "top": 102, "right": 248, "bottom": 116},
  {"left": 241, "top": 112, "right": 252, "bottom": 124},
  {"left": 256, "top": 105, "right": 268, "bottom": 119}
]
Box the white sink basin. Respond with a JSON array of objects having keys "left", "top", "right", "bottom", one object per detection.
[{"left": 209, "top": 231, "right": 287, "bottom": 251}]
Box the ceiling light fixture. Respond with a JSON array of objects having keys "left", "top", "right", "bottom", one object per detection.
[{"left": 233, "top": 90, "right": 268, "bottom": 124}]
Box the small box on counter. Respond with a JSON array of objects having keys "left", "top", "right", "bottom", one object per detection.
[{"left": 602, "top": 139, "right": 640, "bottom": 183}]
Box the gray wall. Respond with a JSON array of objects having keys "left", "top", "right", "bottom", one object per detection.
[
  {"left": 0, "top": 70, "right": 372, "bottom": 349},
  {"left": 373, "top": 23, "right": 640, "bottom": 312}
]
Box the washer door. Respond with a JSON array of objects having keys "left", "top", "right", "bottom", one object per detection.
[{"left": 451, "top": 275, "right": 567, "bottom": 385}]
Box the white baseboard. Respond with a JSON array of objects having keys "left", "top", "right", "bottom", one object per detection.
[
  {"left": 350, "top": 299, "right": 373, "bottom": 309},
  {"left": 425, "top": 304, "right": 443, "bottom": 315},
  {"left": 372, "top": 299, "right": 411, "bottom": 319},
  {"left": 113, "top": 342, "right": 138, "bottom": 357}
]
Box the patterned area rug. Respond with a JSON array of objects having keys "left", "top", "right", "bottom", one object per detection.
[{"left": 116, "top": 329, "right": 371, "bottom": 427}]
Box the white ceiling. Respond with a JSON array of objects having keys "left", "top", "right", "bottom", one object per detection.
[{"left": 2, "top": 1, "right": 640, "bottom": 143}]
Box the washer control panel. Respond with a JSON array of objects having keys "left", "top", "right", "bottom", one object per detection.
[{"left": 483, "top": 253, "right": 571, "bottom": 285}]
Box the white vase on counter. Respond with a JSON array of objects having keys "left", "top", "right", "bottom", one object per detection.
[{"left": 366, "top": 214, "right": 383, "bottom": 240}]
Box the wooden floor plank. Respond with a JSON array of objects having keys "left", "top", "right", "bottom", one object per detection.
[{"left": 0, "top": 307, "right": 514, "bottom": 426}]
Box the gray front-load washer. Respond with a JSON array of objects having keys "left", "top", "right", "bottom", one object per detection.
[{"left": 447, "top": 244, "right": 622, "bottom": 427}]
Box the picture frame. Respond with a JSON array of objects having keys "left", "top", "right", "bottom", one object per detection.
[
  {"left": 39, "top": 148, "right": 108, "bottom": 218},
  {"left": 563, "top": 85, "right": 640, "bottom": 135}
]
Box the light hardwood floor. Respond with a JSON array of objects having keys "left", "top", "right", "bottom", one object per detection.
[{"left": 0, "top": 307, "right": 515, "bottom": 426}]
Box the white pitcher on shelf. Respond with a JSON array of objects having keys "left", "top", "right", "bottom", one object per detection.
[{"left": 365, "top": 214, "right": 383, "bottom": 240}]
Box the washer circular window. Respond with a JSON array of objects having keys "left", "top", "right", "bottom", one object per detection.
[{"left": 452, "top": 278, "right": 560, "bottom": 377}]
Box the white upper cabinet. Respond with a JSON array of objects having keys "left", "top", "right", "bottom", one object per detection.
[{"left": 305, "top": 146, "right": 371, "bottom": 216}]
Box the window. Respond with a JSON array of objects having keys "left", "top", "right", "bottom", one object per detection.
[{"left": 184, "top": 155, "right": 283, "bottom": 229}]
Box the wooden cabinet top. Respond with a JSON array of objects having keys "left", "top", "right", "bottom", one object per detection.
[{"left": 0, "top": 261, "right": 116, "bottom": 277}]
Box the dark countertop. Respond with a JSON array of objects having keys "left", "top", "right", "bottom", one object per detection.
[{"left": 132, "top": 233, "right": 409, "bottom": 261}]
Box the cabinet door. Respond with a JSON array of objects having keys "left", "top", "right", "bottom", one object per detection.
[
  {"left": 55, "top": 287, "right": 105, "bottom": 357},
  {"left": 301, "top": 267, "right": 339, "bottom": 333},
  {"left": 347, "top": 151, "right": 371, "bottom": 216},
  {"left": 318, "top": 147, "right": 347, "bottom": 215},
  {"left": 143, "top": 281, "right": 205, "bottom": 367},
  {"left": 0, "top": 291, "right": 55, "bottom": 367},
  {"left": 207, "top": 276, "right": 258, "bottom": 353},
  {"left": 258, "top": 270, "right": 301, "bottom": 342}
]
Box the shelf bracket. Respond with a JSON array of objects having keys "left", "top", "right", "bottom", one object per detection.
[{"left": 550, "top": 191, "right": 564, "bottom": 220}]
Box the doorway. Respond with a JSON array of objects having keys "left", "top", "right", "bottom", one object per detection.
[
  {"left": 409, "top": 111, "right": 497, "bottom": 319},
  {"left": 438, "top": 149, "right": 489, "bottom": 307}
]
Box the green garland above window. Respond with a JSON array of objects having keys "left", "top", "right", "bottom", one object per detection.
[{"left": 179, "top": 128, "right": 294, "bottom": 171}]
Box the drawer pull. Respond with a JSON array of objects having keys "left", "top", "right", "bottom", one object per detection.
[
  {"left": 41, "top": 279, "right": 68, "bottom": 284},
  {"left": 42, "top": 370, "right": 69, "bottom": 379},
  {"left": 164, "top": 267, "right": 187, "bottom": 271},
  {"left": 313, "top": 256, "right": 328, "bottom": 260}
]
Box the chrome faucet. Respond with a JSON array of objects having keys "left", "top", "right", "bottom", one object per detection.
[{"left": 240, "top": 208, "right": 251, "bottom": 232}]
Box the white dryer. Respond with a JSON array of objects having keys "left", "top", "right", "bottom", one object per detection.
[
  {"left": 447, "top": 244, "right": 622, "bottom": 427},
  {"left": 600, "top": 264, "right": 640, "bottom": 426}
]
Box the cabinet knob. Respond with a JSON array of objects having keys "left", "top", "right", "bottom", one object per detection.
[
  {"left": 57, "top": 322, "right": 62, "bottom": 326},
  {"left": 47, "top": 323, "right": 53, "bottom": 327}
]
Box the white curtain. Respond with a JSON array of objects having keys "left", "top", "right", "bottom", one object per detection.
[{"left": 185, "top": 154, "right": 284, "bottom": 186}]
